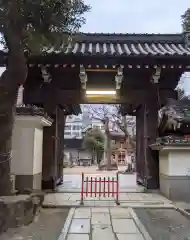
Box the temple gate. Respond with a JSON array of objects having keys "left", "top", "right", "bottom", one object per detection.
[{"left": 1, "top": 32, "right": 190, "bottom": 191}]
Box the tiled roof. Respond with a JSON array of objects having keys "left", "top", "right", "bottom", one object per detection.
[
  {"left": 61, "top": 33, "right": 190, "bottom": 57},
  {"left": 1, "top": 33, "right": 190, "bottom": 58}
]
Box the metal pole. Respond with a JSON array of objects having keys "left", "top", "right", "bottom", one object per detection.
[
  {"left": 116, "top": 172, "right": 120, "bottom": 205},
  {"left": 80, "top": 172, "right": 84, "bottom": 205}
]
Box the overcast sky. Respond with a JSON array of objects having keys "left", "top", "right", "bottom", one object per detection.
[
  {"left": 1, "top": 0, "right": 190, "bottom": 92},
  {"left": 81, "top": 0, "right": 189, "bottom": 33}
]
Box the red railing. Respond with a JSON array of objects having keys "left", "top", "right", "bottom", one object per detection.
[{"left": 80, "top": 172, "right": 119, "bottom": 205}]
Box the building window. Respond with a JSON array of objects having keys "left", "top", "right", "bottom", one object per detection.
[
  {"left": 65, "top": 131, "right": 71, "bottom": 135},
  {"left": 72, "top": 125, "right": 81, "bottom": 130},
  {"left": 65, "top": 125, "right": 71, "bottom": 130},
  {"left": 75, "top": 117, "right": 81, "bottom": 121},
  {"left": 72, "top": 131, "right": 80, "bottom": 137}
]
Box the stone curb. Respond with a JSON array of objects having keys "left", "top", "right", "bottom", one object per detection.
[
  {"left": 174, "top": 207, "right": 190, "bottom": 219},
  {"left": 129, "top": 208, "right": 153, "bottom": 240},
  {"left": 124, "top": 204, "right": 174, "bottom": 208},
  {"left": 43, "top": 204, "right": 80, "bottom": 208},
  {"left": 42, "top": 204, "right": 174, "bottom": 209},
  {"left": 57, "top": 207, "right": 75, "bottom": 240}
]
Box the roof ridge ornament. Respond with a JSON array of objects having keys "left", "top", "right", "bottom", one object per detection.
[{"left": 184, "top": 31, "right": 190, "bottom": 48}]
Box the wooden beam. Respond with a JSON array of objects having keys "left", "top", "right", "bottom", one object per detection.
[
  {"left": 24, "top": 86, "right": 177, "bottom": 106},
  {"left": 86, "top": 69, "right": 117, "bottom": 72}
]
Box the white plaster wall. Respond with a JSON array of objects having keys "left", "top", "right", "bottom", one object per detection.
[
  {"left": 11, "top": 116, "right": 46, "bottom": 176},
  {"left": 33, "top": 128, "right": 43, "bottom": 174},
  {"left": 159, "top": 152, "right": 169, "bottom": 175},
  {"left": 11, "top": 125, "right": 34, "bottom": 175},
  {"left": 159, "top": 148, "right": 190, "bottom": 176},
  {"left": 169, "top": 150, "right": 190, "bottom": 176}
]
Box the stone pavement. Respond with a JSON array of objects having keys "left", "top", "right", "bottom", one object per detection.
[
  {"left": 57, "top": 207, "right": 150, "bottom": 240},
  {"left": 43, "top": 192, "right": 173, "bottom": 208}
]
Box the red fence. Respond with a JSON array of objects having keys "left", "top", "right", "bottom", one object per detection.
[{"left": 80, "top": 173, "right": 119, "bottom": 205}]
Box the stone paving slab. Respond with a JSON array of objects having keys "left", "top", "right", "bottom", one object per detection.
[
  {"left": 69, "top": 219, "right": 90, "bottom": 234},
  {"left": 74, "top": 208, "right": 91, "bottom": 218},
  {"left": 92, "top": 225, "right": 115, "bottom": 240},
  {"left": 117, "top": 233, "right": 144, "bottom": 240},
  {"left": 91, "top": 207, "right": 109, "bottom": 213},
  {"left": 57, "top": 207, "right": 150, "bottom": 240},
  {"left": 67, "top": 234, "right": 89, "bottom": 240},
  {"left": 112, "top": 219, "right": 140, "bottom": 234},
  {"left": 91, "top": 213, "right": 111, "bottom": 225},
  {"left": 110, "top": 207, "right": 132, "bottom": 218}
]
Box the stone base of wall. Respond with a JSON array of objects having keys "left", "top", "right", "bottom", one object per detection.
[
  {"left": 160, "top": 174, "right": 190, "bottom": 202},
  {"left": 15, "top": 173, "right": 42, "bottom": 193},
  {"left": 42, "top": 178, "right": 55, "bottom": 190},
  {"left": 0, "top": 192, "right": 44, "bottom": 234},
  {"left": 42, "top": 177, "right": 63, "bottom": 190}
]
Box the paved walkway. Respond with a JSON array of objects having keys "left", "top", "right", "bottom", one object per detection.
[
  {"left": 43, "top": 192, "right": 173, "bottom": 208},
  {"left": 58, "top": 207, "right": 149, "bottom": 240}
]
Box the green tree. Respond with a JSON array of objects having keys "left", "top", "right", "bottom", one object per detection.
[
  {"left": 83, "top": 127, "right": 105, "bottom": 167},
  {"left": 182, "top": 8, "right": 190, "bottom": 31},
  {"left": 0, "top": 0, "right": 90, "bottom": 196}
]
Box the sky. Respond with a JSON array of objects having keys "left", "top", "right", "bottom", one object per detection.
[
  {"left": 1, "top": 0, "right": 190, "bottom": 92},
  {"left": 81, "top": 0, "right": 189, "bottom": 34}
]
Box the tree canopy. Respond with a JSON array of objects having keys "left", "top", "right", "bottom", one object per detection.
[
  {"left": 83, "top": 127, "right": 105, "bottom": 152},
  {"left": 0, "top": 0, "right": 90, "bottom": 53},
  {"left": 83, "top": 127, "right": 105, "bottom": 165},
  {"left": 182, "top": 8, "right": 190, "bottom": 32},
  {"left": 0, "top": 0, "right": 90, "bottom": 196}
]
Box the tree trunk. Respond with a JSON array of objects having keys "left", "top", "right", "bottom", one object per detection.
[
  {"left": 0, "top": 1, "right": 27, "bottom": 196},
  {"left": 103, "top": 118, "right": 112, "bottom": 170}
]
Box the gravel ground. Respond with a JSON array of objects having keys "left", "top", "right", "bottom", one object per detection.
[
  {"left": 0, "top": 208, "right": 69, "bottom": 240},
  {"left": 134, "top": 208, "right": 190, "bottom": 240}
]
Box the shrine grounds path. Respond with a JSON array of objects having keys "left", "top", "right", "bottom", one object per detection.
[
  {"left": 60, "top": 166, "right": 143, "bottom": 193},
  {"left": 2, "top": 167, "right": 190, "bottom": 239}
]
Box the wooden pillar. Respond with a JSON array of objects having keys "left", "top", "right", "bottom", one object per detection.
[
  {"left": 136, "top": 85, "right": 159, "bottom": 189},
  {"left": 57, "top": 109, "right": 66, "bottom": 183},
  {"left": 42, "top": 118, "right": 56, "bottom": 189},
  {"left": 136, "top": 105, "right": 145, "bottom": 185},
  {"left": 42, "top": 106, "right": 66, "bottom": 190},
  {"left": 144, "top": 86, "right": 159, "bottom": 189}
]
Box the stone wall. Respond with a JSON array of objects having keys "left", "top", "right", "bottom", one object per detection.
[{"left": 0, "top": 192, "right": 44, "bottom": 234}]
